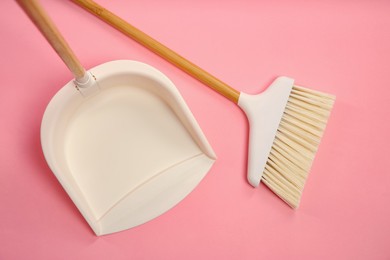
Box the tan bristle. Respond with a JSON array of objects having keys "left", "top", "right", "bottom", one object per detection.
[{"left": 262, "top": 85, "right": 335, "bottom": 209}]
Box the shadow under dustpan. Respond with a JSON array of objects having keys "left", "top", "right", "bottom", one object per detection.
[{"left": 41, "top": 60, "right": 216, "bottom": 235}]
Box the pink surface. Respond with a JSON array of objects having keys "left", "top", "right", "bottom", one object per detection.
[{"left": 1, "top": 0, "right": 390, "bottom": 259}]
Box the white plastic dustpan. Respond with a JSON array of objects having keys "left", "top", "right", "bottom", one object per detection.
[
  {"left": 18, "top": 0, "right": 215, "bottom": 235},
  {"left": 42, "top": 60, "right": 216, "bottom": 235}
]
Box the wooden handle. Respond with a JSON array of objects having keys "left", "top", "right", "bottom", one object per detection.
[
  {"left": 17, "top": 0, "right": 86, "bottom": 81},
  {"left": 71, "top": 0, "right": 240, "bottom": 103}
]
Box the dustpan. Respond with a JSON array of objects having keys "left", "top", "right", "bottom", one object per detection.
[{"left": 18, "top": 0, "right": 216, "bottom": 235}]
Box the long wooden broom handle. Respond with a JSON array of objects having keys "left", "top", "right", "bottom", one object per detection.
[
  {"left": 17, "top": 0, "right": 86, "bottom": 81},
  {"left": 71, "top": 0, "right": 241, "bottom": 103}
]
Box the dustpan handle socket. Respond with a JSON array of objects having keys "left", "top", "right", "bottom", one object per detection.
[{"left": 17, "top": 0, "right": 87, "bottom": 82}]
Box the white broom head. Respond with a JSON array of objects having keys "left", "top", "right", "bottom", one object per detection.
[{"left": 238, "top": 77, "right": 335, "bottom": 208}]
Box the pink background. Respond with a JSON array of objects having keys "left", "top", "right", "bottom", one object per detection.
[{"left": 1, "top": 0, "right": 390, "bottom": 259}]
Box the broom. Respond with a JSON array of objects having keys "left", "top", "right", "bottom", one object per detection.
[{"left": 71, "top": 0, "right": 335, "bottom": 209}]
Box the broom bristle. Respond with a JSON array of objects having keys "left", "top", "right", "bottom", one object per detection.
[{"left": 262, "top": 85, "right": 335, "bottom": 208}]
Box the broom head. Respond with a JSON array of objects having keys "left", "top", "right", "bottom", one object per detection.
[{"left": 238, "top": 77, "right": 335, "bottom": 208}]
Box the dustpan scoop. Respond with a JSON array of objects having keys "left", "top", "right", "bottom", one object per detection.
[{"left": 18, "top": 0, "right": 216, "bottom": 235}]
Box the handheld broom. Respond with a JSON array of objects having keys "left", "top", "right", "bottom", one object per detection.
[{"left": 71, "top": 0, "right": 335, "bottom": 208}]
